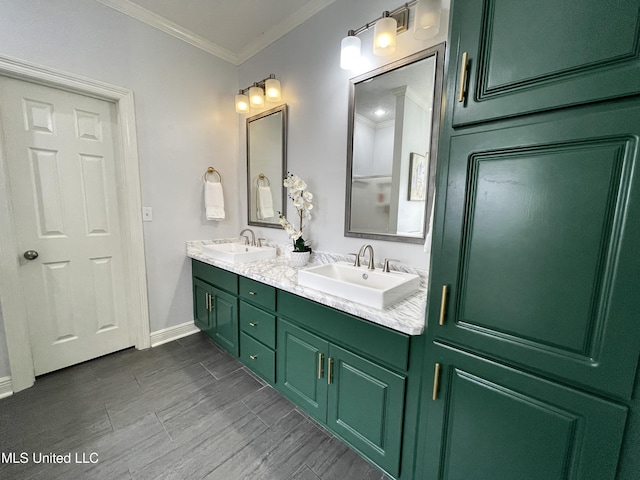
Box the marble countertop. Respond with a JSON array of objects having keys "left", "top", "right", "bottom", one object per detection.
[{"left": 186, "top": 240, "right": 428, "bottom": 336}]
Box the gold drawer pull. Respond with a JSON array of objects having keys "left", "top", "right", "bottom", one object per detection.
[
  {"left": 439, "top": 285, "right": 448, "bottom": 326},
  {"left": 249, "top": 322, "right": 257, "bottom": 327},
  {"left": 432, "top": 363, "right": 441, "bottom": 400},
  {"left": 327, "top": 357, "right": 333, "bottom": 385},
  {"left": 205, "top": 293, "right": 210, "bottom": 310},
  {"left": 458, "top": 51, "right": 468, "bottom": 103},
  {"left": 318, "top": 353, "right": 324, "bottom": 379},
  {"left": 249, "top": 291, "right": 257, "bottom": 295},
  {"left": 250, "top": 355, "right": 258, "bottom": 360}
]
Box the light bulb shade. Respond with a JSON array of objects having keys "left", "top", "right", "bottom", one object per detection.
[
  {"left": 235, "top": 93, "right": 249, "bottom": 113},
  {"left": 249, "top": 86, "right": 265, "bottom": 107},
  {"left": 340, "top": 35, "right": 361, "bottom": 70},
  {"left": 265, "top": 78, "right": 281, "bottom": 102},
  {"left": 373, "top": 15, "right": 397, "bottom": 56},
  {"left": 414, "top": 0, "right": 441, "bottom": 40}
]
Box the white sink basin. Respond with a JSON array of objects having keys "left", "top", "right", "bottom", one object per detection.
[
  {"left": 297, "top": 261, "right": 420, "bottom": 309},
  {"left": 201, "top": 243, "right": 276, "bottom": 264}
]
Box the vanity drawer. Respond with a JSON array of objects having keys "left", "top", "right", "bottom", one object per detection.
[
  {"left": 240, "top": 301, "right": 276, "bottom": 348},
  {"left": 192, "top": 259, "right": 238, "bottom": 295},
  {"left": 239, "top": 276, "right": 276, "bottom": 311},
  {"left": 240, "top": 332, "right": 275, "bottom": 384}
]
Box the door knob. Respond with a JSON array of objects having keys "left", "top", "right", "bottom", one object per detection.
[{"left": 23, "top": 250, "right": 39, "bottom": 260}]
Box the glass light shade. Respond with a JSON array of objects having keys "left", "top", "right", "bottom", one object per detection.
[
  {"left": 265, "top": 78, "right": 281, "bottom": 102},
  {"left": 249, "top": 86, "right": 265, "bottom": 107},
  {"left": 373, "top": 15, "right": 397, "bottom": 56},
  {"left": 235, "top": 93, "right": 249, "bottom": 113},
  {"left": 340, "top": 35, "right": 361, "bottom": 70},
  {"left": 414, "top": 0, "right": 441, "bottom": 40}
]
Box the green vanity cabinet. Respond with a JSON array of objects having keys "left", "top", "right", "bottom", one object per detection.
[
  {"left": 433, "top": 103, "right": 640, "bottom": 401},
  {"left": 278, "top": 318, "right": 328, "bottom": 420},
  {"left": 193, "top": 278, "right": 213, "bottom": 332},
  {"left": 238, "top": 278, "right": 277, "bottom": 384},
  {"left": 192, "top": 260, "right": 239, "bottom": 356},
  {"left": 191, "top": 262, "right": 425, "bottom": 478},
  {"left": 422, "top": 343, "right": 627, "bottom": 480},
  {"left": 277, "top": 309, "right": 408, "bottom": 477},
  {"left": 417, "top": 0, "right": 640, "bottom": 478},
  {"left": 450, "top": 0, "right": 640, "bottom": 127},
  {"left": 326, "top": 343, "right": 406, "bottom": 477}
]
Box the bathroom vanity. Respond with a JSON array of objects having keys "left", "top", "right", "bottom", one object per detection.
[{"left": 187, "top": 240, "right": 428, "bottom": 479}]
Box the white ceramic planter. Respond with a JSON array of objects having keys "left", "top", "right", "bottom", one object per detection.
[{"left": 289, "top": 250, "right": 311, "bottom": 267}]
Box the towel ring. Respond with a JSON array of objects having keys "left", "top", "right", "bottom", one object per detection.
[
  {"left": 203, "top": 167, "right": 222, "bottom": 183},
  {"left": 256, "top": 173, "right": 271, "bottom": 187}
]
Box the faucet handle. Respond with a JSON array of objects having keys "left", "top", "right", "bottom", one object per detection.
[
  {"left": 257, "top": 238, "right": 266, "bottom": 247},
  {"left": 241, "top": 235, "right": 249, "bottom": 245},
  {"left": 383, "top": 258, "right": 400, "bottom": 273},
  {"left": 348, "top": 253, "right": 361, "bottom": 267}
]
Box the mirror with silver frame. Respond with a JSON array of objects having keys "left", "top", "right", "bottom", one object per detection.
[
  {"left": 247, "top": 104, "right": 287, "bottom": 228},
  {"left": 345, "top": 43, "right": 444, "bottom": 244}
]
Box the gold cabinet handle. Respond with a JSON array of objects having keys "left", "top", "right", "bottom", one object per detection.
[
  {"left": 205, "top": 292, "right": 210, "bottom": 311},
  {"left": 327, "top": 357, "right": 333, "bottom": 385},
  {"left": 250, "top": 355, "right": 258, "bottom": 360},
  {"left": 432, "top": 363, "right": 441, "bottom": 400},
  {"left": 209, "top": 294, "right": 214, "bottom": 311},
  {"left": 457, "top": 51, "right": 468, "bottom": 103},
  {"left": 249, "top": 322, "right": 257, "bottom": 327},
  {"left": 439, "top": 285, "right": 448, "bottom": 325},
  {"left": 318, "top": 353, "right": 324, "bottom": 379},
  {"left": 249, "top": 291, "right": 257, "bottom": 295}
]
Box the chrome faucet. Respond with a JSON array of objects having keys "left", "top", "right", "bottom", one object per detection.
[
  {"left": 357, "top": 244, "right": 375, "bottom": 270},
  {"left": 239, "top": 228, "right": 256, "bottom": 246}
]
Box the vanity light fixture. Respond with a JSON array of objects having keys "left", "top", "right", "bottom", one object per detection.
[
  {"left": 340, "top": 0, "right": 441, "bottom": 70},
  {"left": 235, "top": 74, "right": 281, "bottom": 114},
  {"left": 249, "top": 84, "right": 265, "bottom": 108},
  {"left": 373, "top": 11, "right": 398, "bottom": 56}
]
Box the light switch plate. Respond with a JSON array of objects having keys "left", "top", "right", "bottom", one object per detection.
[{"left": 142, "top": 207, "right": 153, "bottom": 222}]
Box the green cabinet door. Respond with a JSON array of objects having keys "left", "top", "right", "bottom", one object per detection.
[
  {"left": 277, "top": 318, "right": 329, "bottom": 422},
  {"left": 430, "top": 101, "right": 640, "bottom": 400},
  {"left": 450, "top": 0, "right": 640, "bottom": 126},
  {"left": 327, "top": 344, "right": 406, "bottom": 477},
  {"left": 193, "top": 276, "right": 239, "bottom": 356},
  {"left": 211, "top": 288, "right": 238, "bottom": 356},
  {"left": 418, "top": 342, "right": 627, "bottom": 480},
  {"left": 193, "top": 278, "right": 212, "bottom": 333}
]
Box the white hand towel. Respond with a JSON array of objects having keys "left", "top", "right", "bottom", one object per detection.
[
  {"left": 205, "top": 180, "right": 225, "bottom": 221},
  {"left": 257, "top": 185, "right": 275, "bottom": 219}
]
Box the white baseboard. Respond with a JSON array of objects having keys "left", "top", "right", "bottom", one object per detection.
[
  {"left": 0, "top": 376, "right": 13, "bottom": 399},
  {"left": 150, "top": 321, "right": 199, "bottom": 347}
]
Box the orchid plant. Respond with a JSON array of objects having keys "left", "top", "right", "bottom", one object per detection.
[{"left": 279, "top": 173, "right": 313, "bottom": 252}]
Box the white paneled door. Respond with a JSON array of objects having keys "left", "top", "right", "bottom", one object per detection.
[{"left": 0, "top": 76, "right": 133, "bottom": 375}]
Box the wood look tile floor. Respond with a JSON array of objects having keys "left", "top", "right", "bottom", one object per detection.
[{"left": 0, "top": 333, "right": 390, "bottom": 480}]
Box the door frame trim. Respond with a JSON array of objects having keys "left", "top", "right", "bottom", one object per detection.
[{"left": 0, "top": 54, "right": 150, "bottom": 392}]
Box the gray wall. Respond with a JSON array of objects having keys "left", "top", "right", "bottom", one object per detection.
[{"left": 237, "top": 0, "right": 449, "bottom": 262}]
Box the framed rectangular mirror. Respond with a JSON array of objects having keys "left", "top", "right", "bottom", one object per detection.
[
  {"left": 345, "top": 43, "right": 445, "bottom": 243},
  {"left": 247, "top": 104, "right": 287, "bottom": 228}
]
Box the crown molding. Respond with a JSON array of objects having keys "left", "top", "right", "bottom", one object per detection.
[
  {"left": 97, "top": 0, "right": 336, "bottom": 66},
  {"left": 236, "top": 0, "right": 337, "bottom": 64},
  {"left": 96, "top": 0, "right": 238, "bottom": 64}
]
